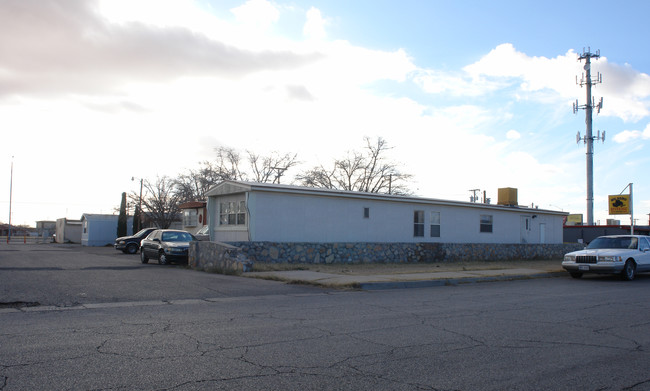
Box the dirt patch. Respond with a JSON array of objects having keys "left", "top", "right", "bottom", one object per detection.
[
  {"left": 0, "top": 301, "right": 41, "bottom": 309},
  {"left": 252, "top": 259, "right": 564, "bottom": 275}
]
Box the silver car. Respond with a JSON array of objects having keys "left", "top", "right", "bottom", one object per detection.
[{"left": 562, "top": 235, "right": 650, "bottom": 280}]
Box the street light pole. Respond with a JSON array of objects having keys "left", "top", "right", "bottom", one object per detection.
[
  {"left": 132, "top": 177, "right": 144, "bottom": 231},
  {"left": 138, "top": 178, "right": 143, "bottom": 216},
  {"left": 8, "top": 156, "right": 13, "bottom": 243}
]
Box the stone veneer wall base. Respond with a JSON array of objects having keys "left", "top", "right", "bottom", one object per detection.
[
  {"left": 189, "top": 241, "right": 253, "bottom": 274},
  {"left": 225, "top": 242, "right": 584, "bottom": 264}
]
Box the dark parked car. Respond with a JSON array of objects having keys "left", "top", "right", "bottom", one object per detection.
[
  {"left": 114, "top": 228, "right": 157, "bottom": 254},
  {"left": 140, "top": 229, "right": 196, "bottom": 265}
]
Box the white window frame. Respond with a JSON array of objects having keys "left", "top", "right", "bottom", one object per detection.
[
  {"left": 219, "top": 201, "right": 247, "bottom": 226},
  {"left": 183, "top": 209, "right": 198, "bottom": 227},
  {"left": 430, "top": 211, "right": 440, "bottom": 237},
  {"left": 414, "top": 210, "right": 424, "bottom": 237},
  {"left": 480, "top": 215, "right": 493, "bottom": 233}
]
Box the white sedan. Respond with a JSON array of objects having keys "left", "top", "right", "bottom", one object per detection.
[{"left": 562, "top": 235, "right": 650, "bottom": 280}]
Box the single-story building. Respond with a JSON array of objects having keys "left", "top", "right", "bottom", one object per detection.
[
  {"left": 81, "top": 213, "right": 133, "bottom": 247},
  {"left": 36, "top": 220, "right": 56, "bottom": 240},
  {"left": 564, "top": 224, "right": 650, "bottom": 244},
  {"left": 179, "top": 201, "right": 207, "bottom": 235},
  {"left": 201, "top": 181, "right": 574, "bottom": 264},
  {"left": 206, "top": 181, "right": 566, "bottom": 244},
  {"left": 55, "top": 218, "right": 82, "bottom": 244}
]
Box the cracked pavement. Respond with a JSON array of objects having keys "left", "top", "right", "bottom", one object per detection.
[{"left": 1, "top": 245, "right": 650, "bottom": 390}]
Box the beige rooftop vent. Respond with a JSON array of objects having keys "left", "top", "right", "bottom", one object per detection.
[{"left": 497, "top": 187, "right": 518, "bottom": 206}]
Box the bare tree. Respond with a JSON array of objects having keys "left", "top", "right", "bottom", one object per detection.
[
  {"left": 173, "top": 146, "right": 250, "bottom": 203},
  {"left": 248, "top": 151, "right": 299, "bottom": 183},
  {"left": 173, "top": 146, "right": 301, "bottom": 205},
  {"left": 214, "top": 146, "right": 246, "bottom": 181},
  {"left": 131, "top": 176, "right": 181, "bottom": 229},
  {"left": 297, "top": 137, "right": 412, "bottom": 195},
  {"left": 174, "top": 161, "right": 225, "bottom": 203},
  {"left": 296, "top": 165, "right": 337, "bottom": 189}
]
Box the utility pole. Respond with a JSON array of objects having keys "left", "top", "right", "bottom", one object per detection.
[
  {"left": 573, "top": 47, "right": 604, "bottom": 226},
  {"left": 132, "top": 177, "right": 143, "bottom": 231},
  {"left": 271, "top": 167, "right": 287, "bottom": 184},
  {"left": 469, "top": 189, "right": 480, "bottom": 203},
  {"left": 8, "top": 156, "right": 13, "bottom": 243}
]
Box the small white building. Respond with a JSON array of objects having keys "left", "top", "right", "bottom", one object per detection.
[
  {"left": 81, "top": 214, "right": 133, "bottom": 247},
  {"left": 55, "top": 218, "right": 82, "bottom": 244},
  {"left": 36, "top": 220, "right": 56, "bottom": 240},
  {"left": 179, "top": 201, "right": 207, "bottom": 235},
  {"left": 205, "top": 181, "right": 566, "bottom": 245}
]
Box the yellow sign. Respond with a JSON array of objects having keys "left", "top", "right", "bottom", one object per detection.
[
  {"left": 566, "top": 214, "right": 583, "bottom": 225},
  {"left": 608, "top": 195, "right": 630, "bottom": 215}
]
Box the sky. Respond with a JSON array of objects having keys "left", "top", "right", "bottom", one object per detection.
[{"left": 1, "top": 0, "right": 650, "bottom": 227}]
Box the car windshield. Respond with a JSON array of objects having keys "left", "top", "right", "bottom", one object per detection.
[
  {"left": 161, "top": 232, "right": 194, "bottom": 242},
  {"left": 587, "top": 236, "right": 638, "bottom": 250},
  {"left": 135, "top": 228, "right": 151, "bottom": 236}
]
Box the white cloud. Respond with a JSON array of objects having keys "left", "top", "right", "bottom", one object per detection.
[
  {"left": 303, "top": 7, "right": 327, "bottom": 40},
  {"left": 412, "top": 44, "right": 581, "bottom": 102},
  {"left": 412, "top": 69, "right": 504, "bottom": 97},
  {"left": 231, "top": 0, "right": 280, "bottom": 30},
  {"left": 2, "top": 1, "right": 649, "bottom": 226},
  {"left": 598, "top": 62, "right": 650, "bottom": 122},
  {"left": 506, "top": 130, "right": 521, "bottom": 140},
  {"left": 414, "top": 43, "right": 650, "bottom": 124},
  {"left": 463, "top": 44, "right": 579, "bottom": 97},
  {"left": 0, "top": 0, "right": 324, "bottom": 101},
  {"left": 613, "top": 123, "right": 650, "bottom": 143},
  {"left": 613, "top": 130, "right": 642, "bottom": 143}
]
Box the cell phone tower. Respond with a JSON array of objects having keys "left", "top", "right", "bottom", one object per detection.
[{"left": 573, "top": 47, "right": 604, "bottom": 226}]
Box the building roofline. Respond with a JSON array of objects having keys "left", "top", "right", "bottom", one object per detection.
[
  {"left": 206, "top": 180, "right": 568, "bottom": 216},
  {"left": 179, "top": 201, "right": 207, "bottom": 209},
  {"left": 81, "top": 213, "right": 120, "bottom": 219}
]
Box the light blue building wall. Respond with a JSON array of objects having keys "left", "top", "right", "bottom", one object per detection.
[
  {"left": 81, "top": 214, "right": 133, "bottom": 247},
  {"left": 206, "top": 181, "right": 566, "bottom": 245}
]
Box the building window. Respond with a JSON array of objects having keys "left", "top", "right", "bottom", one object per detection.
[
  {"left": 363, "top": 207, "right": 370, "bottom": 218},
  {"left": 414, "top": 210, "right": 424, "bottom": 237},
  {"left": 480, "top": 215, "right": 493, "bottom": 233},
  {"left": 237, "top": 201, "right": 246, "bottom": 224},
  {"left": 220, "top": 201, "right": 246, "bottom": 226},
  {"left": 430, "top": 211, "right": 440, "bottom": 237},
  {"left": 183, "top": 209, "right": 198, "bottom": 227}
]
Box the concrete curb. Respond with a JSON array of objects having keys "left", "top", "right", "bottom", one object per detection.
[
  {"left": 245, "top": 269, "right": 567, "bottom": 290},
  {"left": 357, "top": 271, "right": 566, "bottom": 290}
]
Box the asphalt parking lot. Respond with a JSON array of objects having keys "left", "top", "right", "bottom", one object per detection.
[
  {"left": 2, "top": 243, "right": 650, "bottom": 390},
  {"left": 0, "top": 243, "right": 322, "bottom": 308}
]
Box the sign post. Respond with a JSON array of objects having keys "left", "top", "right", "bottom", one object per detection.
[{"left": 609, "top": 183, "right": 633, "bottom": 234}]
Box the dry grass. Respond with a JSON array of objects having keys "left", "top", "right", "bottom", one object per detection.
[{"left": 251, "top": 259, "right": 564, "bottom": 275}]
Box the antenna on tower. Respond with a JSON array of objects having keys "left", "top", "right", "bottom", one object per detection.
[{"left": 573, "top": 47, "right": 604, "bottom": 226}]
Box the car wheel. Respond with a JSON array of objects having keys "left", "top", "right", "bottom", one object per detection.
[
  {"left": 158, "top": 251, "right": 168, "bottom": 265},
  {"left": 126, "top": 243, "right": 138, "bottom": 254},
  {"left": 140, "top": 250, "right": 149, "bottom": 264},
  {"left": 569, "top": 272, "right": 583, "bottom": 279},
  {"left": 622, "top": 260, "right": 636, "bottom": 281}
]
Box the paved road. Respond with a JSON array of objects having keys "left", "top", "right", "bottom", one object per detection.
[
  {"left": 0, "top": 244, "right": 318, "bottom": 307},
  {"left": 1, "top": 244, "right": 650, "bottom": 390}
]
